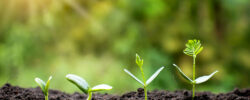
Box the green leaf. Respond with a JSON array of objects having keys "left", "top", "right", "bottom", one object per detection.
[
  {"left": 44, "top": 76, "right": 52, "bottom": 96},
  {"left": 35, "top": 78, "right": 46, "bottom": 94},
  {"left": 173, "top": 64, "right": 193, "bottom": 83},
  {"left": 195, "top": 47, "right": 203, "bottom": 55},
  {"left": 146, "top": 66, "right": 164, "bottom": 85},
  {"left": 195, "top": 70, "right": 218, "bottom": 84},
  {"left": 136, "top": 53, "right": 143, "bottom": 67},
  {"left": 183, "top": 39, "right": 203, "bottom": 56},
  {"left": 124, "top": 69, "right": 144, "bottom": 85},
  {"left": 90, "top": 84, "right": 112, "bottom": 92},
  {"left": 66, "top": 74, "right": 89, "bottom": 93}
]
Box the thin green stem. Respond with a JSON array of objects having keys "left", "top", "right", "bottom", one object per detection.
[
  {"left": 45, "top": 94, "right": 49, "bottom": 100},
  {"left": 192, "top": 84, "right": 195, "bottom": 100},
  {"left": 192, "top": 55, "right": 196, "bottom": 100},
  {"left": 87, "top": 92, "right": 92, "bottom": 100},
  {"left": 144, "top": 85, "right": 147, "bottom": 100},
  {"left": 139, "top": 66, "right": 147, "bottom": 100}
]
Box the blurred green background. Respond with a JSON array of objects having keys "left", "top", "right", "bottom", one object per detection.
[{"left": 0, "top": 0, "right": 249, "bottom": 94}]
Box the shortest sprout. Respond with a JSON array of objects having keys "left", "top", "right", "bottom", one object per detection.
[
  {"left": 66, "top": 74, "right": 112, "bottom": 100},
  {"left": 35, "top": 76, "right": 52, "bottom": 100}
]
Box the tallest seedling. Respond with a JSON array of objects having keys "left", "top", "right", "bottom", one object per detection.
[
  {"left": 173, "top": 39, "right": 218, "bottom": 99},
  {"left": 124, "top": 54, "right": 164, "bottom": 100}
]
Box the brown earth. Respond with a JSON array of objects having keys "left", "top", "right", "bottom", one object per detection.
[{"left": 0, "top": 83, "right": 249, "bottom": 100}]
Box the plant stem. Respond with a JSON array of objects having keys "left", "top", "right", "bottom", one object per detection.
[
  {"left": 192, "top": 55, "right": 196, "bottom": 100},
  {"left": 45, "top": 94, "right": 49, "bottom": 100},
  {"left": 144, "top": 85, "right": 147, "bottom": 100},
  {"left": 192, "top": 84, "right": 195, "bottom": 100},
  {"left": 139, "top": 66, "right": 147, "bottom": 100},
  {"left": 87, "top": 92, "right": 92, "bottom": 100}
]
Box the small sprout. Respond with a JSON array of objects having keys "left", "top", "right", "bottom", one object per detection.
[
  {"left": 124, "top": 53, "right": 164, "bottom": 100},
  {"left": 34, "top": 76, "right": 52, "bottom": 100},
  {"left": 173, "top": 39, "right": 218, "bottom": 99},
  {"left": 66, "top": 74, "right": 112, "bottom": 100}
]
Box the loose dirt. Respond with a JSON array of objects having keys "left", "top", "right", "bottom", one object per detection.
[{"left": 0, "top": 83, "right": 249, "bottom": 100}]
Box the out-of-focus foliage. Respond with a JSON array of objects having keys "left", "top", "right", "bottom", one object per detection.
[{"left": 0, "top": 0, "right": 249, "bottom": 94}]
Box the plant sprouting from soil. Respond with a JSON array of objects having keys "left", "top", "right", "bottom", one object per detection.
[
  {"left": 124, "top": 54, "right": 164, "bottom": 100},
  {"left": 66, "top": 74, "right": 112, "bottom": 100},
  {"left": 173, "top": 39, "right": 218, "bottom": 99},
  {"left": 34, "top": 76, "right": 52, "bottom": 100}
]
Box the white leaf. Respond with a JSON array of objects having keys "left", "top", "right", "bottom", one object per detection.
[
  {"left": 146, "top": 66, "right": 164, "bottom": 85},
  {"left": 195, "top": 70, "right": 218, "bottom": 84},
  {"left": 35, "top": 78, "right": 46, "bottom": 93},
  {"left": 124, "top": 69, "right": 144, "bottom": 85},
  {"left": 91, "top": 84, "right": 112, "bottom": 92},
  {"left": 173, "top": 64, "right": 193, "bottom": 83},
  {"left": 66, "top": 74, "right": 89, "bottom": 93}
]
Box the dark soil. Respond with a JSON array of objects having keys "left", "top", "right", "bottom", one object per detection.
[{"left": 0, "top": 83, "right": 249, "bottom": 100}]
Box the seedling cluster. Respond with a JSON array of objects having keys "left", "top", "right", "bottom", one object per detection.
[{"left": 33, "top": 39, "right": 218, "bottom": 100}]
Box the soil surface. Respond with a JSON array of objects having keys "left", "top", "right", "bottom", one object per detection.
[{"left": 0, "top": 83, "right": 249, "bottom": 100}]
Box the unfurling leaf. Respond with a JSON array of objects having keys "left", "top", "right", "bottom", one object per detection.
[
  {"left": 66, "top": 74, "right": 89, "bottom": 93},
  {"left": 146, "top": 67, "right": 164, "bottom": 85},
  {"left": 136, "top": 53, "right": 143, "bottom": 67},
  {"left": 45, "top": 76, "right": 52, "bottom": 95},
  {"left": 195, "top": 70, "right": 218, "bottom": 84},
  {"left": 124, "top": 69, "right": 144, "bottom": 85},
  {"left": 91, "top": 84, "right": 112, "bottom": 92},
  {"left": 173, "top": 64, "right": 193, "bottom": 83},
  {"left": 183, "top": 39, "right": 203, "bottom": 56},
  {"left": 35, "top": 76, "right": 52, "bottom": 96}
]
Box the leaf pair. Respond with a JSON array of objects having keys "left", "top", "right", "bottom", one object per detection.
[
  {"left": 124, "top": 66, "right": 164, "bottom": 86},
  {"left": 35, "top": 76, "right": 52, "bottom": 96},
  {"left": 173, "top": 64, "right": 218, "bottom": 84},
  {"left": 183, "top": 39, "right": 203, "bottom": 56},
  {"left": 66, "top": 74, "right": 112, "bottom": 94}
]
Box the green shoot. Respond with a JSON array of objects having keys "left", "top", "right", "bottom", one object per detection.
[
  {"left": 66, "top": 74, "right": 112, "bottom": 100},
  {"left": 124, "top": 54, "right": 164, "bottom": 100},
  {"left": 173, "top": 39, "right": 218, "bottom": 99},
  {"left": 34, "top": 76, "right": 52, "bottom": 100}
]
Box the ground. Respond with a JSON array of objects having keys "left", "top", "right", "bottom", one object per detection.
[{"left": 0, "top": 84, "right": 249, "bottom": 100}]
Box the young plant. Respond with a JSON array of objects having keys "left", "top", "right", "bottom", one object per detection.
[
  {"left": 124, "top": 54, "right": 164, "bottom": 100},
  {"left": 173, "top": 39, "right": 218, "bottom": 99},
  {"left": 34, "top": 76, "right": 52, "bottom": 100},
  {"left": 66, "top": 74, "right": 112, "bottom": 100}
]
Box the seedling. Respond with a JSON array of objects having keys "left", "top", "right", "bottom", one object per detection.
[
  {"left": 34, "top": 76, "right": 52, "bottom": 100},
  {"left": 124, "top": 54, "right": 164, "bottom": 100},
  {"left": 173, "top": 39, "right": 218, "bottom": 99},
  {"left": 66, "top": 74, "right": 112, "bottom": 100}
]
